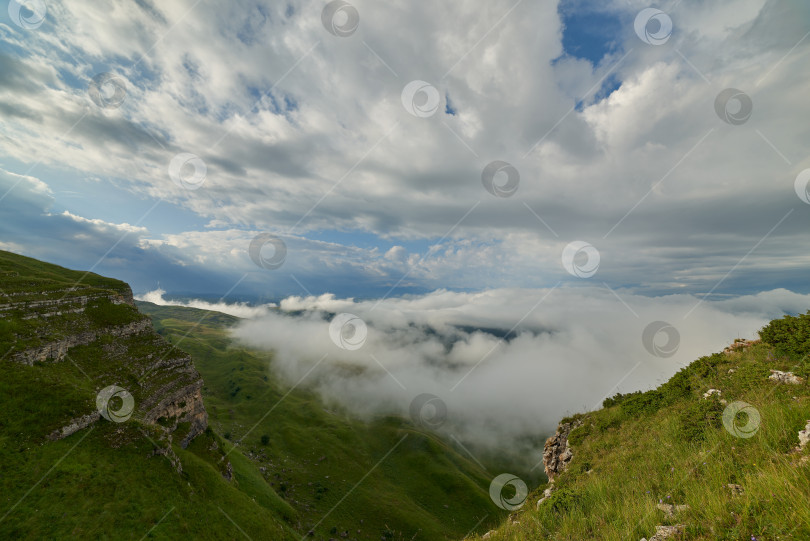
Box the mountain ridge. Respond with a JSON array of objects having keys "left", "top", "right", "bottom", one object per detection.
[{"left": 0, "top": 250, "right": 502, "bottom": 539}]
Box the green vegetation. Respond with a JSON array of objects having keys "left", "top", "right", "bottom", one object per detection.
[
  {"left": 137, "top": 300, "right": 503, "bottom": 539},
  {"left": 759, "top": 311, "right": 810, "bottom": 369},
  {"left": 5, "top": 249, "right": 810, "bottom": 540},
  {"left": 473, "top": 334, "right": 810, "bottom": 540},
  {"left": 0, "top": 250, "right": 130, "bottom": 298},
  {"left": 84, "top": 297, "right": 142, "bottom": 327},
  {"left": 0, "top": 251, "right": 144, "bottom": 359},
  {"left": 0, "top": 250, "right": 502, "bottom": 539}
]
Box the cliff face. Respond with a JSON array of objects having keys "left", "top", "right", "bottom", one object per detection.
[
  {"left": 0, "top": 255, "right": 207, "bottom": 448},
  {"left": 11, "top": 318, "right": 152, "bottom": 365}
]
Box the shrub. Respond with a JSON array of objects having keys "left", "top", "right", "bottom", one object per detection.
[
  {"left": 594, "top": 409, "right": 623, "bottom": 432},
  {"left": 560, "top": 412, "right": 585, "bottom": 424},
  {"left": 679, "top": 398, "right": 723, "bottom": 443},
  {"left": 690, "top": 353, "right": 724, "bottom": 379},
  {"left": 260, "top": 434, "right": 270, "bottom": 445},
  {"left": 602, "top": 392, "right": 630, "bottom": 408},
  {"left": 546, "top": 487, "right": 581, "bottom": 514},
  {"left": 759, "top": 311, "right": 810, "bottom": 359},
  {"left": 568, "top": 423, "right": 591, "bottom": 446},
  {"left": 660, "top": 369, "right": 694, "bottom": 402},
  {"left": 619, "top": 390, "right": 665, "bottom": 417}
]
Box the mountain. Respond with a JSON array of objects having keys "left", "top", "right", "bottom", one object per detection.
[
  {"left": 475, "top": 317, "right": 810, "bottom": 540},
  {"left": 6, "top": 249, "right": 807, "bottom": 540},
  {"left": 0, "top": 250, "right": 502, "bottom": 539}
]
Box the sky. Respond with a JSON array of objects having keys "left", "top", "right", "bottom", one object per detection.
[
  {"left": 2, "top": 0, "right": 810, "bottom": 456},
  {"left": 1, "top": 0, "right": 808, "bottom": 300}
]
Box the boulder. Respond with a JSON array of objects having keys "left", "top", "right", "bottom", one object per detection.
[{"left": 797, "top": 420, "right": 810, "bottom": 451}]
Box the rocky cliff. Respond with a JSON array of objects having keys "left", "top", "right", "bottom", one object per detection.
[
  {"left": 0, "top": 253, "right": 207, "bottom": 448},
  {"left": 530, "top": 418, "right": 582, "bottom": 509},
  {"left": 542, "top": 419, "right": 581, "bottom": 481}
]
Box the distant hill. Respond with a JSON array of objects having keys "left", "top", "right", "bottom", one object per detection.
[{"left": 0, "top": 250, "right": 502, "bottom": 539}]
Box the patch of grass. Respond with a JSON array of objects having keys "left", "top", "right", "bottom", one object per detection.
[{"left": 85, "top": 298, "right": 142, "bottom": 327}]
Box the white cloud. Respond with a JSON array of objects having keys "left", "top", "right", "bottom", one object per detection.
[
  {"left": 230, "top": 286, "right": 810, "bottom": 467},
  {"left": 136, "top": 288, "right": 276, "bottom": 318},
  {"left": 60, "top": 210, "right": 148, "bottom": 235}
]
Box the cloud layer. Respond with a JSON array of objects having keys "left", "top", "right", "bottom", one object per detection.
[
  {"left": 224, "top": 286, "right": 810, "bottom": 468},
  {"left": 136, "top": 288, "right": 276, "bottom": 318}
]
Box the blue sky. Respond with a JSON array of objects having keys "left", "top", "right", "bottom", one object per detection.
[
  {"left": 559, "top": 3, "right": 622, "bottom": 65},
  {"left": 1, "top": 0, "right": 809, "bottom": 303}
]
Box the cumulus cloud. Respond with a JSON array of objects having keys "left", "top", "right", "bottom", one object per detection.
[
  {"left": 0, "top": 0, "right": 809, "bottom": 298},
  {"left": 60, "top": 210, "right": 148, "bottom": 235},
  {"left": 230, "top": 286, "right": 810, "bottom": 469},
  {"left": 0, "top": 168, "right": 238, "bottom": 294}
]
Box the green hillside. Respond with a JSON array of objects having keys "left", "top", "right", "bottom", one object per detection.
[
  {"left": 475, "top": 316, "right": 810, "bottom": 540},
  {"left": 136, "top": 300, "right": 503, "bottom": 539},
  {"left": 0, "top": 250, "right": 502, "bottom": 540},
  {"left": 6, "top": 249, "right": 808, "bottom": 540},
  {"left": 0, "top": 251, "right": 298, "bottom": 539}
]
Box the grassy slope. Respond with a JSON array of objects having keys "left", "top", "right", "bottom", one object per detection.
[
  {"left": 137, "top": 301, "right": 504, "bottom": 539},
  {"left": 0, "top": 250, "right": 502, "bottom": 540},
  {"left": 0, "top": 250, "right": 131, "bottom": 295},
  {"left": 0, "top": 251, "right": 299, "bottom": 539},
  {"left": 474, "top": 331, "right": 810, "bottom": 539},
  {"left": 0, "top": 251, "right": 142, "bottom": 358}
]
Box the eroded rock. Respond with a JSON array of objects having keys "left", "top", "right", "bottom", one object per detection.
[
  {"left": 48, "top": 412, "right": 101, "bottom": 440},
  {"left": 5, "top": 282, "right": 208, "bottom": 449},
  {"left": 543, "top": 419, "right": 581, "bottom": 481},
  {"left": 769, "top": 370, "right": 805, "bottom": 385},
  {"left": 703, "top": 389, "right": 721, "bottom": 399},
  {"left": 535, "top": 486, "right": 554, "bottom": 509},
  {"left": 797, "top": 420, "right": 810, "bottom": 451},
  {"left": 723, "top": 339, "right": 758, "bottom": 354},
  {"left": 642, "top": 524, "right": 684, "bottom": 541},
  {"left": 11, "top": 318, "right": 151, "bottom": 365},
  {"left": 656, "top": 503, "right": 689, "bottom": 517}
]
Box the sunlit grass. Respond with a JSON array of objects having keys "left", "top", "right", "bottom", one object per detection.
[{"left": 473, "top": 341, "right": 810, "bottom": 540}]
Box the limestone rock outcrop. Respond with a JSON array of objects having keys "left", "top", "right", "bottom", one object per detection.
[
  {"left": 723, "top": 338, "right": 758, "bottom": 354},
  {"left": 12, "top": 318, "right": 151, "bottom": 365},
  {"left": 543, "top": 419, "right": 581, "bottom": 481},
  {"left": 797, "top": 420, "right": 810, "bottom": 451},
  {"left": 640, "top": 524, "right": 685, "bottom": 541},
  {"left": 769, "top": 370, "right": 805, "bottom": 385},
  {"left": 48, "top": 412, "right": 101, "bottom": 440},
  {"left": 656, "top": 503, "right": 689, "bottom": 517},
  {"left": 2, "top": 278, "right": 207, "bottom": 448}
]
